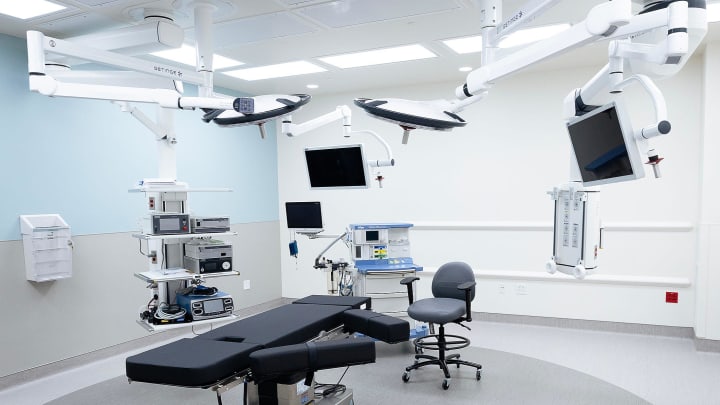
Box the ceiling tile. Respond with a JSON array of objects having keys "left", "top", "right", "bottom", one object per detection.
[
  {"left": 187, "top": 11, "right": 316, "bottom": 49},
  {"left": 36, "top": 12, "right": 123, "bottom": 36},
  {"left": 297, "top": 0, "right": 460, "bottom": 28}
]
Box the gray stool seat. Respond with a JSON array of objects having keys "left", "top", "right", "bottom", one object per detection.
[
  {"left": 408, "top": 298, "right": 465, "bottom": 324},
  {"left": 400, "top": 261, "right": 482, "bottom": 390}
]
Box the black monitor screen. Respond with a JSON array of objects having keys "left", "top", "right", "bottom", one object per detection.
[
  {"left": 305, "top": 145, "right": 368, "bottom": 188},
  {"left": 285, "top": 201, "right": 323, "bottom": 229},
  {"left": 567, "top": 105, "right": 634, "bottom": 183}
]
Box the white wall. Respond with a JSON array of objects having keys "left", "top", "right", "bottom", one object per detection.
[
  {"left": 695, "top": 40, "right": 720, "bottom": 340},
  {"left": 277, "top": 54, "right": 706, "bottom": 330}
]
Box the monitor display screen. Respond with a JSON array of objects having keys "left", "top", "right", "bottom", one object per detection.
[
  {"left": 566, "top": 102, "right": 643, "bottom": 186},
  {"left": 285, "top": 201, "right": 323, "bottom": 230},
  {"left": 304, "top": 144, "right": 369, "bottom": 189}
]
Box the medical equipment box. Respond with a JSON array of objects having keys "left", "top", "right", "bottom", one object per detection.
[
  {"left": 184, "top": 240, "right": 233, "bottom": 260},
  {"left": 176, "top": 291, "right": 233, "bottom": 321},
  {"left": 190, "top": 216, "right": 230, "bottom": 233},
  {"left": 184, "top": 256, "right": 233, "bottom": 274},
  {"left": 141, "top": 213, "right": 190, "bottom": 235}
]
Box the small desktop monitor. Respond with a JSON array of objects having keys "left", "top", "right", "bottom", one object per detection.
[
  {"left": 285, "top": 201, "right": 324, "bottom": 232},
  {"left": 566, "top": 101, "right": 644, "bottom": 187},
  {"left": 304, "top": 144, "right": 370, "bottom": 189}
]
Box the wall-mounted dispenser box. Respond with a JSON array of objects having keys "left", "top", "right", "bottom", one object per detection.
[{"left": 20, "top": 214, "right": 73, "bottom": 282}]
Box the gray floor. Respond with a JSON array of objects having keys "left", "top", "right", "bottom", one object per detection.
[{"left": 1, "top": 319, "right": 720, "bottom": 405}]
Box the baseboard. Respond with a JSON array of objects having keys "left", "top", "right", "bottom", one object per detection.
[
  {"left": 0, "top": 298, "right": 286, "bottom": 391},
  {"left": 474, "top": 311, "right": 696, "bottom": 339},
  {"left": 694, "top": 337, "right": 720, "bottom": 352}
]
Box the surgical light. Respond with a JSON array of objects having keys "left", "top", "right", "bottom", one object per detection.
[
  {"left": 318, "top": 45, "right": 436, "bottom": 69},
  {"left": 442, "top": 35, "right": 483, "bottom": 54},
  {"left": 0, "top": 0, "right": 65, "bottom": 19},
  {"left": 498, "top": 24, "right": 572, "bottom": 49},
  {"left": 151, "top": 44, "right": 244, "bottom": 70},
  {"left": 223, "top": 61, "right": 326, "bottom": 81}
]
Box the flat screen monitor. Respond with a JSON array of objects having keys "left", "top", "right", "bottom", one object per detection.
[
  {"left": 285, "top": 201, "right": 323, "bottom": 232},
  {"left": 304, "top": 144, "right": 370, "bottom": 189},
  {"left": 566, "top": 101, "right": 644, "bottom": 187}
]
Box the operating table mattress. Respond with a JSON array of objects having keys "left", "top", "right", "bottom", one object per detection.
[
  {"left": 196, "top": 303, "right": 349, "bottom": 347},
  {"left": 127, "top": 299, "right": 407, "bottom": 388}
]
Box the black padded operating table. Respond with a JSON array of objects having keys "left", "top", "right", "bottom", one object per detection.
[{"left": 126, "top": 295, "right": 409, "bottom": 404}]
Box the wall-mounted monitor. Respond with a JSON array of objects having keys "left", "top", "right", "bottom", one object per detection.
[
  {"left": 285, "top": 201, "right": 323, "bottom": 233},
  {"left": 304, "top": 144, "right": 370, "bottom": 189},
  {"left": 566, "top": 101, "right": 645, "bottom": 187}
]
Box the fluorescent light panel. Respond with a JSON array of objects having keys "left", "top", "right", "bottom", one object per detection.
[
  {"left": 709, "top": 2, "right": 720, "bottom": 23},
  {"left": 319, "top": 44, "right": 436, "bottom": 69},
  {"left": 224, "top": 61, "right": 326, "bottom": 81},
  {"left": 498, "top": 23, "right": 571, "bottom": 48},
  {"left": 151, "top": 44, "right": 244, "bottom": 70},
  {"left": 443, "top": 35, "right": 483, "bottom": 54},
  {"left": 0, "top": 0, "right": 65, "bottom": 19}
]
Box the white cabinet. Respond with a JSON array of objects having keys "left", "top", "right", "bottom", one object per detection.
[{"left": 20, "top": 214, "right": 73, "bottom": 282}]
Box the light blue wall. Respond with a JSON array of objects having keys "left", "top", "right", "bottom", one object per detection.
[{"left": 0, "top": 33, "right": 279, "bottom": 241}]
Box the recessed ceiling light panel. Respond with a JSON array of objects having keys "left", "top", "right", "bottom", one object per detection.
[
  {"left": 223, "top": 61, "right": 327, "bottom": 81},
  {"left": 0, "top": 0, "right": 66, "bottom": 19},
  {"left": 319, "top": 44, "right": 436, "bottom": 69},
  {"left": 498, "top": 24, "right": 571, "bottom": 49},
  {"left": 708, "top": 2, "right": 720, "bottom": 23},
  {"left": 442, "top": 35, "right": 483, "bottom": 54},
  {"left": 151, "top": 44, "right": 244, "bottom": 70}
]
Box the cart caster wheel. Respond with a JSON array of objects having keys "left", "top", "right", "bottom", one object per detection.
[
  {"left": 442, "top": 379, "right": 450, "bottom": 390},
  {"left": 402, "top": 372, "right": 410, "bottom": 383},
  {"left": 476, "top": 370, "right": 482, "bottom": 380}
]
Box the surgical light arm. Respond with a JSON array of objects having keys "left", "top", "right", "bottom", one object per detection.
[
  {"left": 26, "top": 30, "right": 243, "bottom": 111},
  {"left": 282, "top": 105, "right": 395, "bottom": 168}
]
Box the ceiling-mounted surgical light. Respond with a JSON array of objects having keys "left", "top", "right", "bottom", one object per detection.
[
  {"left": 202, "top": 94, "right": 312, "bottom": 138},
  {"left": 354, "top": 98, "right": 467, "bottom": 144}
]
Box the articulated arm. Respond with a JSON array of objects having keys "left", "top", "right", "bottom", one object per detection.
[{"left": 283, "top": 105, "right": 395, "bottom": 167}]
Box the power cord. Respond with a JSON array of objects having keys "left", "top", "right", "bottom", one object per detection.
[
  {"left": 154, "top": 302, "right": 186, "bottom": 320},
  {"left": 314, "top": 366, "right": 349, "bottom": 399}
]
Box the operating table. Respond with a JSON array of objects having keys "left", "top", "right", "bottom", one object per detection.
[{"left": 126, "top": 295, "right": 409, "bottom": 404}]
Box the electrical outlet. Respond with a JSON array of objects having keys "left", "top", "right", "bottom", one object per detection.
[
  {"left": 498, "top": 284, "right": 506, "bottom": 295},
  {"left": 150, "top": 250, "right": 157, "bottom": 264},
  {"left": 515, "top": 284, "right": 528, "bottom": 295},
  {"left": 243, "top": 280, "right": 251, "bottom": 290}
]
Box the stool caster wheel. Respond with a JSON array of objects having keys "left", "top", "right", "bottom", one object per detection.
[
  {"left": 402, "top": 371, "right": 410, "bottom": 383},
  {"left": 442, "top": 379, "right": 450, "bottom": 390},
  {"left": 476, "top": 370, "right": 482, "bottom": 380}
]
